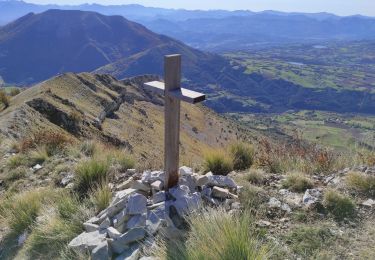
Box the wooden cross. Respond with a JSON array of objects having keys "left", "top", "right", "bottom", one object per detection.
[{"left": 144, "top": 54, "right": 206, "bottom": 189}]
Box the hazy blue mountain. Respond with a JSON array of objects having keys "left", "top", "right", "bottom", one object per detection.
[
  {"left": 1, "top": 1, "right": 375, "bottom": 52},
  {"left": 1, "top": 9, "right": 374, "bottom": 115}
]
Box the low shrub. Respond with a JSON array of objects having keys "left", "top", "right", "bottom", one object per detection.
[
  {"left": 282, "top": 172, "right": 314, "bottom": 192},
  {"left": 74, "top": 159, "right": 110, "bottom": 195},
  {"left": 9, "top": 88, "right": 21, "bottom": 96},
  {"left": 20, "top": 131, "right": 72, "bottom": 155},
  {"left": 204, "top": 150, "right": 233, "bottom": 175},
  {"left": 346, "top": 172, "right": 375, "bottom": 197},
  {"left": 155, "top": 208, "right": 270, "bottom": 259},
  {"left": 323, "top": 190, "right": 356, "bottom": 221},
  {"left": 230, "top": 143, "right": 255, "bottom": 171},
  {"left": 285, "top": 226, "right": 333, "bottom": 258},
  {"left": 90, "top": 183, "right": 112, "bottom": 213}
]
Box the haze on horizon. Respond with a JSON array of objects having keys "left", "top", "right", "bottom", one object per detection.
[{"left": 23, "top": 0, "right": 375, "bottom": 17}]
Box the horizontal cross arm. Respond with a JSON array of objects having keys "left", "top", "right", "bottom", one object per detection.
[{"left": 143, "top": 81, "right": 206, "bottom": 104}]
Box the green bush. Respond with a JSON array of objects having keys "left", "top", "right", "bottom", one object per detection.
[
  {"left": 74, "top": 159, "right": 110, "bottom": 195},
  {"left": 230, "top": 143, "right": 255, "bottom": 171},
  {"left": 323, "top": 190, "right": 356, "bottom": 221},
  {"left": 204, "top": 150, "right": 233, "bottom": 175},
  {"left": 155, "top": 208, "right": 270, "bottom": 259},
  {"left": 285, "top": 226, "right": 333, "bottom": 258},
  {"left": 346, "top": 172, "right": 375, "bottom": 197},
  {"left": 282, "top": 172, "right": 314, "bottom": 192}
]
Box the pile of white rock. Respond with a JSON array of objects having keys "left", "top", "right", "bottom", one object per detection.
[{"left": 68, "top": 166, "right": 241, "bottom": 260}]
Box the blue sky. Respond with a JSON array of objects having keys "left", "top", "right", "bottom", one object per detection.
[{"left": 26, "top": 0, "right": 375, "bottom": 16}]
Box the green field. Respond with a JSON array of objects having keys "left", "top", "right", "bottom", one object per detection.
[
  {"left": 228, "top": 110, "right": 375, "bottom": 152},
  {"left": 225, "top": 41, "right": 375, "bottom": 93}
]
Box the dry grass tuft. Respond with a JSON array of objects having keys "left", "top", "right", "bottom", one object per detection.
[
  {"left": 282, "top": 172, "right": 314, "bottom": 192},
  {"left": 90, "top": 183, "right": 112, "bottom": 213},
  {"left": 323, "top": 190, "right": 356, "bottom": 221},
  {"left": 19, "top": 131, "right": 73, "bottom": 155},
  {"left": 346, "top": 172, "right": 375, "bottom": 197}
]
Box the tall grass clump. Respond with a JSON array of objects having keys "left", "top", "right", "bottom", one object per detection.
[
  {"left": 0, "top": 189, "right": 53, "bottom": 235},
  {"left": 7, "top": 154, "right": 26, "bottom": 169},
  {"left": 255, "top": 138, "right": 337, "bottom": 174},
  {"left": 204, "top": 150, "right": 233, "bottom": 175},
  {"left": 74, "top": 159, "right": 110, "bottom": 195},
  {"left": 282, "top": 172, "right": 314, "bottom": 192},
  {"left": 346, "top": 172, "right": 375, "bottom": 197},
  {"left": 155, "top": 208, "right": 270, "bottom": 260},
  {"left": 90, "top": 183, "right": 112, "bottom": 213},
  {"left": 109, "top": 150, "right": 135, "bottom": 172},
  {"left": 24, "top": 193, "right": 93, "bottom": 259},
  {"left": 323, "top": 190, "right": 356, "bottom": 221},
  {"left": 230, "top": 142, "right": 255, "bottom": 171}
]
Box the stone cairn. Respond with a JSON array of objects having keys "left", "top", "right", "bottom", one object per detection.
[{"left": 68, "top": 166, "right": 241, "bottom": 260}]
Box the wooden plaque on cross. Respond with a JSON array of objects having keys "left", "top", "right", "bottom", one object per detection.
[{"left": 143, "top": 54, "right": 206, "bottom": 189}]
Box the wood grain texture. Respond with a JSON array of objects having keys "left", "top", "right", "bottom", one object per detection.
[{"left": 164, "top": 54, "right": 181, "bottom": 189}]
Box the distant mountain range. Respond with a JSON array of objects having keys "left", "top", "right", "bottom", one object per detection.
[
  {"left": 1, "top": 1, "right": 375, "bottom": 51},
  {"left": 0, "top": 9, "right": 374, "bottom": 115}
]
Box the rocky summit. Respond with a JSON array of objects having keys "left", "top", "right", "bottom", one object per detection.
[{"left": 68, "top": 166, "right": 241, "bottom": 259}]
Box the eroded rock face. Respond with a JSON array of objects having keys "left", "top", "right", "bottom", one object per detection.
[{"left": 68, "top": 166, "right": 241, "bottom": 259}]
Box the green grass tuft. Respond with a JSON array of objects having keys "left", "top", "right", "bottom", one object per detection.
[
  {"left": 90, "top": 183, "right": 112, "bottom": 213},
  {"left": 282, "top": 172, "right": 314, "bottom": 192},
  {"left": 74, "top": 159, "right": 110, "bottom": 195},
  {"left": 155, "top": 208, "right": 270, "bottom": 259},
  {"left": 323, "top": 190, "right": 356, "bottom": 221},
  {"left": 285, "top": 226, "right": 333, "bottom": 258},
  {"left": 204, "top": 150, "right": 233, "bottom": 175},
  {"left": 230, "top": 142, "right": 255, "bottom": 171}
]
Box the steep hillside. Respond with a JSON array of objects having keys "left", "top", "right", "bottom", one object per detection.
[
  {"left": 0, "top": 9, "right": 168, "bottom": 84},
  {"left": 0, "top": 72, "right": 251, "bottom": 166}
]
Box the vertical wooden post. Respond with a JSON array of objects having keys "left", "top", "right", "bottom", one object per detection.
[{"left": 164, "top": 54, "right": 181, "bottom": 189}]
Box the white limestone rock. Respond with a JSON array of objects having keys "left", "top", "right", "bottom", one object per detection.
[
  {"left": 131, "top": 180, "right": 151, "bottom": 193},
  {"left": 179, "top": 166, "right": 193, "bottom": 176},
  {"left": 91, "top": 241, "right": 110, "bottom": 260},
  {"left": 83, "top": 223, "right": 99, "bottom": 232},
  {"left": 151, "top": 180, "right": 164, "bottom": 191},
  {"left": 127, "top": 193, "right": 147, "bottom": 215},
  {"left": 68, "top": 230, "right": 107, "bottom": 252},
  {"left": 107, "top": 227, "right": 122, "bottom": 240},
  {"left": 152, "top": 191, "right": 166, "bottom": 204},
  {"left": 127, "top": 214, "right": 147, "bottom": 229},
  {"left": 109, "top": 228, "right": 146, "bottom": 254}
]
